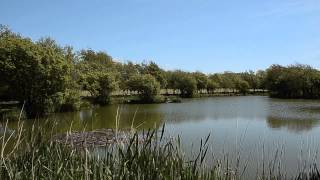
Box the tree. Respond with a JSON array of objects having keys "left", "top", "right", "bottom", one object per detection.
[
  {"left": 210, "top": 73, "right": 234, "bottom": 90},
  {"left": 0, "top": 27, "right": 79, "bottom": 117},
  {"left": 126, "top": 74, "right": 161, "bottom": 102},
  {"left": 240, "top": 71, "right": 259, "bottom": 91},
  {"left": 79, "top": 71, "right": 117, "bottom": 105},
  {"left": 256, "top": 70, "right": 267, "bottom": 89},
  {"left": 192, "top": 71, "right": 208, "bottom": 92},
  {"left": 79, "top": 49, "right": 113, "bottom": 66},
  {"left": 76, "top": 50, "right": 118, "bottom": 105},
  {"left": 141, "top": 61, "right": 167, "bottom": 88},
  {"left": 234, "top": 78, "right": 250, "bottom": 95},
  {"left": 167, "top": 71, "right": 197, "bottom": 97},
  {"left": 207, "top": 79, "right": 219, "bottom": 94},
  {"left": 265, "top": 64, "right": 320, "bottom": 98},
  {"left": 117, "top": 61, "right": 141, "bottom": 89}
]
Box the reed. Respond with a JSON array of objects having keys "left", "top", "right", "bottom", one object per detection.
[{"left": 0, "top": 122, "right": 320, "bottom": 179}]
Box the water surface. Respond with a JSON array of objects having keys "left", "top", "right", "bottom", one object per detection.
[{"left": 5, "top": 96, "right": 320, "bottom": 178}]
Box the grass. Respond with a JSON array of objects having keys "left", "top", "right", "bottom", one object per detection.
[
  {"left": 1, "top": 121, "right": 320, "bottom": 179},
  {"left": 0, "top": 122, "right": 213, "bottom": 179}
]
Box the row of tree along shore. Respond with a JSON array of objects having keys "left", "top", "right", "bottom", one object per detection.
[
  {"left": 101, "top": 88, "right": 268, "bottom": 96},
  {"left": 1, "top": 25, "right": 320, "bottom": 118}
]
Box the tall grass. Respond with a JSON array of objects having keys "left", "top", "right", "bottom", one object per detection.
[{"left": 1, "top": 121, "right": 320, "bottom": 179}]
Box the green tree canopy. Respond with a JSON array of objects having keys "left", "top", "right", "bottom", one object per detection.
[
  {"left": 167, "top": 71, "right": 197, "bottom": 97},
  {"left": 234, "top": 78, "right": 250, "bottom": 94},
  {"left": 207, "top": 79, "right": 219, "bottom": 94},
  {"left": 126, "top": 74, "right": 161, "bottom": 102},
  {"left": 0, "top": 27, "right": 78, "bottom": 117},
  {"left": 265, "top": 64, "right": 320, "bottom": 98},
  {"left": 192, "top": 71, "right": 208, "bottom": 90},
  {"left": 76, "top": 50, "right": 118, "bottom": 104},
  {"left": 240, "top": 71, "right": 259, "bottom": 90},
  {"left": 141, "top": 61, "right": 167, "bottom": 88}
]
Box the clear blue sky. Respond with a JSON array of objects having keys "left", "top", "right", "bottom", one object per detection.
[{"left": 1, "top": 0, "right": 320, "bottom": 73}]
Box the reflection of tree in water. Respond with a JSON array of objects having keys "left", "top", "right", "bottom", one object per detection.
[
  {"left": 301, "top": 106, "right": 320, "bottom": 113},
  {"left": 83, "top": 105, "right": 165, "bottom": 130},
  {"left": 6, "top": 104, "right": 165, "bottom": 136},
  {"left": 267, "top": 116, "right": 320, "bottom": 133}
]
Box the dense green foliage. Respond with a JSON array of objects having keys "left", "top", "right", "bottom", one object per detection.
[
  {"left": 0, "top": 26, "right": 79, "bottom": 118},
  {"left": 126, "top": 74, "right": 161, "bottom": 102},
  {"left": 266, "top": 64, "right": 320, "bottom": 98},
  {"left": 192, "top": 72, "right": 209, "bottom": 91},
  {"left": 166, "top": 71, "right": 197, "bottom": 97},
  {"left": 2, "top": 26, "right": 320, "bottom": 118},
  {"left": 77, "top": 50, "right": 118, "bottom": 105},
  {"left": 141, "top": 61, "right": 167, "bottom": 88}
]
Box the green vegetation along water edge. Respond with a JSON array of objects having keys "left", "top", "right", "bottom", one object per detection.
[{"left": 1, "top": 25, "right": 320, "bottom": 119}]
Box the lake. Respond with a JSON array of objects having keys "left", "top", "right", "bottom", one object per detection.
[{"left": 5, "top": 96, "right": 320, "bottom": 178}]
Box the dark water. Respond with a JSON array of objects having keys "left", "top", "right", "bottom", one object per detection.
[{"left": 5, "top": 96, "right": 320, "bottom": 178}]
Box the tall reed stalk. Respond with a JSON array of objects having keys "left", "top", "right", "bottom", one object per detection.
[{"left": 1, "top": 120, "right": 320, "bottom": 179}]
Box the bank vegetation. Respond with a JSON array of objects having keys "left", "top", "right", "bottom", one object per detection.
[{"left": 1, "top": 25, "right": 320, "bottom": 118}]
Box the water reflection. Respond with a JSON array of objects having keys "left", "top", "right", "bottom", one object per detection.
[
  {"left": 3, "top": 96, "right": 320, "bottom": 178},
  {"left": 4, "top": 96, "right": 320, "bottom": 135},
  {"left": 267, "top": 116, "right": 320, "bottom": 133},
  {"left": 79, "top": 109, "right": 93, "bottom": 122},
  {"left": 52, "top": 104, "right": 164, "bottom": 132},
  {"left": 161, "top": 96, "right": 269, "bottom": 123}
]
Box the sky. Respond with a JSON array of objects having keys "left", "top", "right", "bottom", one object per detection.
[{"left": 1, "top": 0, "right": 320, "bottom": 73}]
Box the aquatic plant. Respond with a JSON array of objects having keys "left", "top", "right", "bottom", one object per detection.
[{"left": 0, "top": 122, "right": 320, "bottom": 179}]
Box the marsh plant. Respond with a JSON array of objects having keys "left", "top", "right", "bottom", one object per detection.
[{"left": 0, "top": 121, "right": 320, "bottom": 180}]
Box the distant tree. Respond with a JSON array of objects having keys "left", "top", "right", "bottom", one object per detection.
[
  {"left": 208, "top": 74, "right": 223, "bottom": 88},
  {"left": 37, "top": 37, "right": 64, "bottom": 54},
  {"left": 210, "top": 73, "right": 235, "bottom": 90},
  {"left": 192, "top": 71, "right": 208, "bottom": 92},
  {"left": 207, "top": 79, "right": 219, "bottom": 94},
  {"left": 117, "top": 61, "right": 141, "bottom": 89},
  {"left": 126, "top": 74, "right": 161, "bottom": 102},
  {"left": 80, "top": 71, "right": 117, "bottom": 105},
  {"left": 265, "top": 64, "right": 320, "bottom": 98},
  {"left": 167, "top": 71, "right": 197, "bottom": 97},
  {"left": 256, "top": 70, "right": 267, "bottom": 89},
  {"left": 79, "top": 49, "right": 113, "bottom": 66},
  {"left": 240, "top": 71, "right": 259, "bottom": 91},
  {"left": 234, "top": 78, "right": 250, "bottom": 95},
  {"left": 76, "top": 50, "right": 118, "bottom": 104},
  {"left": 142, "top": 61, "right": 167, "bottom": 88}
]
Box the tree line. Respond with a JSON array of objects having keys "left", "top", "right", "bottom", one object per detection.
[
  {"left": 1, "top": 26, "right": 319, "bottom": 118},
  {"left": 265, "top": 64, "right": 320, "bottom": 98}
]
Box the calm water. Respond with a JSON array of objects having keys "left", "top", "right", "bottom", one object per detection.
[{"left": 5, "top": 96, "right": 320, "bottom": 178}]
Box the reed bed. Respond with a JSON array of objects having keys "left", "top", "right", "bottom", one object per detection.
[{"left": 1, "top": 121, "right": 320, "bottom": 180}]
